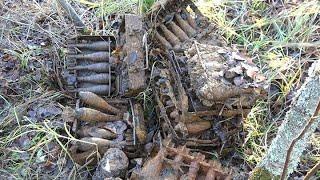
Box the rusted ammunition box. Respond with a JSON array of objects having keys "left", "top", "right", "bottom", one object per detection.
[
  {"left": 66, "top": 35, "right": 117, "bottom": 96},
  {"left": 119, "top": 14, "right": 146, "bottom": 96},
  {"left": 64, "top": 18, "right": 150, "bottom": 166}
]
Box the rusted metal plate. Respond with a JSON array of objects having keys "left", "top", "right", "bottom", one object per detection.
[
  {"left": 134, "top": 144, "right": 232, "bottom": 179},
  {"left": 121, "top": 14, "right": 146, "bottom": 96}
]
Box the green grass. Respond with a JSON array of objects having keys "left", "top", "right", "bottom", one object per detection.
[
  {"left": 4, "top": 49, "right": 31, "bottom": 69},
  {"left": 0, "top": 104, "right": 97, "bottom": 178},
  {"left": 74, "top": 0, "right": 155, "bottom": 16},
  {"left": 196, "top": 0, "right": 320, "bottom": 174},
  {"left": 241, "top": 100, "right": 278, "bottom": 167},
  {"left": 0, "top": 92, "right": 70, "bottom": 178},
  {"left": 73, "top": 0, "right": 156, "bottom": 35}
]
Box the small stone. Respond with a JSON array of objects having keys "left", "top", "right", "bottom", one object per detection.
[
  {"left": 233, "top": 76, "right": 245, "bottom": 86},
  {"left": 92, "top": 148, "right": 128, "bottom": 180},
  {"left": 224, "top": 70, "right": 237, "bottom": 79}
]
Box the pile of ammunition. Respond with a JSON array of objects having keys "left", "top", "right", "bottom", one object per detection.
[
  {"left": 69, "top": 91, "right": 151, "bottom": 165},
  {"left": 150, "top": 0, "right": 266, "bottom": 118},
  {"left": 153, "top": 62, "right": 247, "bottom": 151},
  {"left": 69, "top": 91, "right": 127, "bottom": 165},
  {"left": 70, "top": 91, "right": 152, "bottom": 165},
  {"left": 62, "top": 0, "right": 268, "bottom": 178},
  {"left": 148, "top": 0, "right": 266, "bottom": 164},
  {"left": 76, "top": 91, "right": 123, "bottom": 122},
  {"left": 65, "top": 15, "right": 149, "bottom": 167},
  {"left": 155, "top": 8, "right": 197, "bottom": 50},
  {"left": 150, "top": 2, "right": 207, "bottom": 48},
  {"left": 154, "top": 67, "right": 212, "bottom": 138},
  {"left": 66, "top": 36, "right": 117, "bottom": 95}
]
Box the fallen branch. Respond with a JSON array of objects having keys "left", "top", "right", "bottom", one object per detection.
[
  {"left": 304, "top": 161, "right": 320, "bottom": 180},
  {"left": 273, "top": 41, "right": 320, "bottom": 48},
  {"left": 56, "top": 0, "right": 85, "bottom": 29},
  {"left": 250, "top": 60, "right": 320, "bottom": 179},
  {"left": 280, "top": 101, "right": 320, "bottom": 180}
]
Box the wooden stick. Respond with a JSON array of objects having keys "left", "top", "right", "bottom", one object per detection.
[
  {"left": 56, "top": 0, "right": 85, "bottom": 29},
  {"left": 304, "top": 161, "right": 320, "bottom": 180},
  {"left": 280, "top": 101, "right": 320, "bottom": 180}
]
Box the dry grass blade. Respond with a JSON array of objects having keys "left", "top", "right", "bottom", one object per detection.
[{"left": 1, "top": 91, "right": 63, "bottom": 128}]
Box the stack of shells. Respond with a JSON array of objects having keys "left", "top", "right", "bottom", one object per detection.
[
  {"left": 155, "top": 8, "right": 198, "bottom": 50},
  {"left": 69, "top": 91, "right": 150, "bottom": 165},
  {"left": 67, "top": 39, "right": 118, "bottom": 95},
  {"left": 69, "top": 91, "right": 128, "bottom": 165}
]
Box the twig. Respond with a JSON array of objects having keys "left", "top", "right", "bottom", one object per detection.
[
  {"left": 304, "top": 161, "right": 320, "bottom": 180},
  {"left": 273, "top": 41, "right": 320, "bottom": 48},
  {"left": 56, "top": 0, "right": 85, "bottom": 29},
  {"left": 53, "top": 46, "right": 65, "bottom": 92},
  {"left": 193, "top": 41, "right": 208, "bottom": 80},
  {"left": 129, "top": 99, "right": 136, "bottom": 146},
  {"left": 280, "top": 100, "right": 320, "bottom": 180}
]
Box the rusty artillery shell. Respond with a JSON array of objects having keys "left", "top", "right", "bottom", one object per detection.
[
  {"left": 75, "top": 85, "right": 114, "bottom": 95},
  {"left": 77, "top": 73, "right": 113, "bottom": 84},
  {"left": 159, "top": 24, "right": 181, "bottom": 47},
  {"left": 182, "top": 9, "right": 197, "bottom": 29},
  {"left": 78, "top": 126, "right": 117, "bottom": 139},
  {"left": 134, "top": 103, "right": 147, "bottom": 144},
  {"left": 167, "top": 21, "right": 189, "bottom": 41},
  {"left": 75, "top": 107, "right": 121, "bottom": 122},
  {"left": 174, "top": 14, "right": 196, "bottom": 37},
  {"left": 186, "top": 120, "right": 211, "bottom": 134},
  {"left": 79, "top": 91, "right": 121, "bottom": 114},
  {"left": 68, "top": 41, "right": 114, "bottom": 51},
  {"left": 69, "top": 52, "right": 117, "bottom": 62},
  {"left": 155, "top": 31, "right": 173, "bottom": 49},
  {"left": 68, "top": 63, "right": 111, "bottom": 73},
  {"left": 78, "top": 137, "right": 126, "bottom": 152}
]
